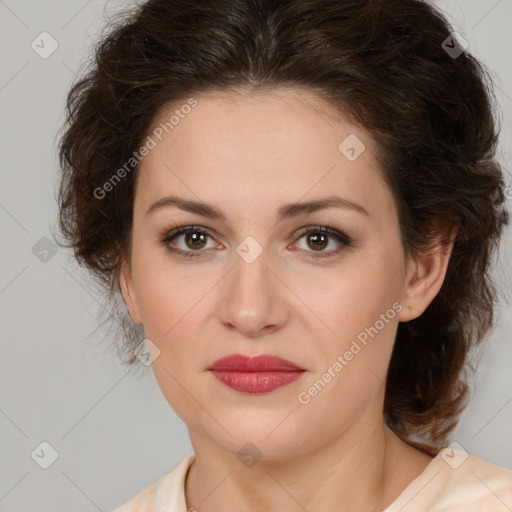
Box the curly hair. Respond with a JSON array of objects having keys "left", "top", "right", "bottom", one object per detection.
[{"left": 57, "top": 0, "right": 509, "bottom": 445}]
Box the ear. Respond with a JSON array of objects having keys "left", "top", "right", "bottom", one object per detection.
[
  {"left": 397, "top": 218, "right": 458, "bottom": 323},
  {"left": 118, "top": 260, "right": 143, "bottom": 325}
]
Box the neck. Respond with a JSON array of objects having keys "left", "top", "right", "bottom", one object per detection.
[{"left": 185, "top": 415, "right": 431, "bottom": 512}]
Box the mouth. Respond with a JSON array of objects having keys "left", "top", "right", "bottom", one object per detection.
[{"left": 208, "top": 354, "right": 306, "bottom": 394}]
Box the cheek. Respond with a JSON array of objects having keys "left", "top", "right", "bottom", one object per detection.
[
  {"left": 130, "top": 247, "right": 218, "bottom": 385},
  {"left": 298, "top": 255, "right": 402, "bottom": 339},
  {"left": 130, "top": 245, "right": 204, "bottom": 335},
  {"left": 130, "top": 249, "right": 212, "bottom": 421},
  {"left": 291, "top": 266, "right": 401, "bottom": 428},
  {"left": 293, "top": 251, "right": 404, "bottom": 390}
]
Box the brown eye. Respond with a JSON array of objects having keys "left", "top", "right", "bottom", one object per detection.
[
  {"left": 161, "top": 226, "right": 216, "bottom": 258},
  {"left": 294, "top": 226, "right": 351, "bottom": 259},
  {"left": 306, "top": 232, "right": 329, "bottom": 251},
  {"left": 183, "top": 231, "right": 208, "bottom": 250}
]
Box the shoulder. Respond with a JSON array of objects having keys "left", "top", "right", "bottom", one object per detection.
[
  {"left": 111, "top": 453, "right": 195, "bottom": 512},
  {"left": 436, "top": 451, "right": 512, "bottom": 510},
  {"left": 387, "top": 448, "right": 512, "bottom": 512}
]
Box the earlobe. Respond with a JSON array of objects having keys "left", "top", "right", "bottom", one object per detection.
[
  {"left": 397, "top": 220, "right": 457, "bottom": 323},
  {"left": 118, "top": 261, "right": 143, "bottom": 325}
]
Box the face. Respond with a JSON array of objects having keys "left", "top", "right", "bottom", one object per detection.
[{"left": 120, "top": 88, "right": 438, "bottom": 460}]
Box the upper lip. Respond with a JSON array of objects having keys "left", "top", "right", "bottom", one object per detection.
[{"left": 209, "top": 354, "right": 305, "bottom": 372}]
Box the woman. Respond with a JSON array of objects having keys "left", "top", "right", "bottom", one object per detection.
[{"left": 57, "top": 0, "right": 512, "bottom": 510}]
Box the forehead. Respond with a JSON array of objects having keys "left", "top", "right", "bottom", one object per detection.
[
  {"left": 135, "top": 88, "right": 395, "bottom": 221},
  {"left": 146, "top": 86, "right": 368, "bottom": 159}
]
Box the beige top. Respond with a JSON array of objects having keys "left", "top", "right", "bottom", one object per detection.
[{"left": 112, "top": 449, "right": 512, "bottom": 511}]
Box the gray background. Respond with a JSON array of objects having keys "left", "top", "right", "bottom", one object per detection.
[{"left": 1, "top": 0, "right": 511, "bottom": 510}]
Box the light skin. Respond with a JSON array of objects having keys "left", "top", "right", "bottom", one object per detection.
[{"left": 119, "top": 87, "right": 455, "bottom": 512}]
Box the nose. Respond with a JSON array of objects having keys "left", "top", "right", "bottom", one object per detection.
[{"left": 217, "top": 242, "right": 290, "bottom": 338}]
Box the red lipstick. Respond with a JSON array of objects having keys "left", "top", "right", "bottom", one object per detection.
[{"left": 208, "top": 354, "right": 305, "bottom": 394}]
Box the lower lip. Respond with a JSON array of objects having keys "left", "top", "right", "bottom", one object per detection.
[{"left": 210, "top": 370, "right": 305, "bottom": 394}]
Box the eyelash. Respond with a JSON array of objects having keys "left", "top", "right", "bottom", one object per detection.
[{"left": 160, "top": 224, "right": 352, "bottom": 260}]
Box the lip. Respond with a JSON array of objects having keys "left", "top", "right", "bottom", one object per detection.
[
  {"left": 208, "top": 354, "right": 306, "bottom": 394},
  {"left": 209, "top": 354, "right": 305, "bottom": 372}
]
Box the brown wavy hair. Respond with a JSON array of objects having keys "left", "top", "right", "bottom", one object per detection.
[{"left": 56, "top": 0, "right": 509, "bottom": 446}]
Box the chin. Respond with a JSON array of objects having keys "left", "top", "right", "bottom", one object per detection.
[{"left": 205, "top": 414, "right": 309, "bottom": 462}]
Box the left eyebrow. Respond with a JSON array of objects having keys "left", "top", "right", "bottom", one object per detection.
[
  {"left": 277, "top": 195, "right": 369, "bottom": 218},
  {"left": 145, "top": 194, "right": 369, "bottom": 220}
]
